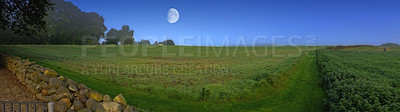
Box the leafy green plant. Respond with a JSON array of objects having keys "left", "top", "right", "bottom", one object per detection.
[
  {"left": 199, "top": 88, "right": 211, "bottom": 101},
  {"left": 317, "top": 49, "right": 400, "bottom": 111}
]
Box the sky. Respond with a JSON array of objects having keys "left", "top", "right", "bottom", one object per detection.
[{"left": 66, "top": 0, "right": 400, "bottom": 46}]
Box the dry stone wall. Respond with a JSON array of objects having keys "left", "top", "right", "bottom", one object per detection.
[{"left": 0, "top": 53, "right": 138, "bottom": 112}]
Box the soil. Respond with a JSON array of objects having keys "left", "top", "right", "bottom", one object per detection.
[
  {"left": 0, "top": 67, "right": 40, "bottom": 102},
  {"left": 0, "top": 67, "right": 45, "bottom": 112}
]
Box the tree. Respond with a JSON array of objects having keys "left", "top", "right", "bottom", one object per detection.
[
  {"left": 117, "top": 25, "right": 134, "bottom": 44},
  {"left": 105, "top": 28, "right": 119, "bottom": 44},
  {"left": 0, "top": 0, "right": 54, "bottom": 35},
  {"left": 162, "top": 39, "right": 175, "bottom": 45},
  {"left": 0, "top": 0, "right": 107, "bottom": 45},
  {"left": 104, "top": 25, "right": 134, "bottom": 45},
  {"left": 45, "top": 0, "right": 106, "bottom": 45},
  {"left": 121, "top": 36, "right": 134, "bottom": 45},
  {"left": 153, "top": 41, "right": 159, "bottom": 45},
  {"left": 139, "top": 40, "right": 150, "bottom": 45},
  {"left": 134, "top": 41, "right": 139, "bottom": 45}
]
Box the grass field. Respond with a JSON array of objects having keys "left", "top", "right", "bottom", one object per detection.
[
  {"left": 0, "top": 45, "right": 326, "bottom": 111},
  {"left": 2, "top": 45, "right": 399, "bottom": 111}
]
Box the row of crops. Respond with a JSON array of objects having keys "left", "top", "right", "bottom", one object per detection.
[{"left": 316, "top": 49, "right": 400, "bottom": 111}]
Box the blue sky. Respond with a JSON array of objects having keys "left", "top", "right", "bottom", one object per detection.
[{"left": 67, "top": 0, "right": 400, "bottom": 46}]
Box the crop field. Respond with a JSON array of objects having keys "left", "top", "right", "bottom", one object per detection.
[
  {"left": 0, "top": 45, "right": 326, "bottom": 111},
  {"left": 316, "top": 49, "right": 400, "bottom": 111},
  {"left": 341, "top": 46, "right": 400, "bottom": 51}
]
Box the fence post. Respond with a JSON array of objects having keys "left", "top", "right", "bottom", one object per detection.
[{"left": 47, "top": 102, "right": 54, "bottom": 112}]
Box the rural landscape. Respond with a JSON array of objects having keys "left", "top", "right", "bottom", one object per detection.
[{"left": 0, "top": 0, "right": 399, "bottom": 112}]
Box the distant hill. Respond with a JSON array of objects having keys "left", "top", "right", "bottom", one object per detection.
[{"left": 381, "top": 43, "right": 399, "bottom": 47}]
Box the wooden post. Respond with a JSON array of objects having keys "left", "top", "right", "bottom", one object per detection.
[{"left": 47, "top": 102, "right": 54, "bottom": 112}]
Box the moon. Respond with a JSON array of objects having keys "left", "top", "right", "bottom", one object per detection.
[{"left": 167, "top": 8, "right": 179, "bottom": 23}]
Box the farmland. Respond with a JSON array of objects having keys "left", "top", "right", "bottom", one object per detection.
[
  {"left": 340, "top": 46, "right": 400, "bottom": 51},
  {"left": 316, "top": 49, "right": 400, "bottom": 111},
  {"left": 3, "top": 45, "right": 400, "bottom": 112},
  {"left": 0, "top": 45, "right": 326, "bottom": 111},
  {"left": 1, "top": 0, "right": 399, "bottom": 111}
]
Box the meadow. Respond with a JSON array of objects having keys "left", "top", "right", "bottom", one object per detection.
[
  {"left": 7, "top": 45, "right": 400, "bottom": 111},
  {"left": 316, "top": 49, "right": 400, "bottom": 111},
  {"left": 0, "top": 45, "right": 326, "bottom": 111}
]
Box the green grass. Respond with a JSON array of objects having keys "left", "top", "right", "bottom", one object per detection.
[
  {"left": 0, "top": 45, "right": 326, "bottom": 111},
  {"left": 241, "top": 53, "right": 326, "bottom": 112},
  {"left": 317, "top": 49, "right": 400, "bottom": 111}
]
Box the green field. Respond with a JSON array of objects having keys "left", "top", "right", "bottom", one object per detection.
[
  {"left": 317, "top": 49, "right": 400, "bottom": 111},
  {"left": 0, "top": 45, "right": 326, "bottom": 111},
  {"left": 340, "top": 46, "right": 400, "bottom": 51},
  {"left": 1, "top": 0, "right": 398, "bottom": 111},
  {"left": 5, "top": 45, "right": 399, "bottom": 112}
]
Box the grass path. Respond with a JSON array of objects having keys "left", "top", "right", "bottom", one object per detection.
[{"left": 245, "top": 54, "right": 326, "bottom": 112}]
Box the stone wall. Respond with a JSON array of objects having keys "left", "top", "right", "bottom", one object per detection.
[{"left": 0, "top": 53, "right": 138, "bottom": 112}]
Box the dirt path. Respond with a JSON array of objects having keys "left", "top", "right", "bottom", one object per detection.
[{"left": 0, "top": 67, "right": 40, "bottom": 102}]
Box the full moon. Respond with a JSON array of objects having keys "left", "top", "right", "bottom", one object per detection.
[{"left": 167, "top": 8, "right": 179, "bottom": 23}]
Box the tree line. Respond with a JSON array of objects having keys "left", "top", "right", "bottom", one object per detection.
[
  {"left": 0, "top": 0, "right": 175, "bottom": 45},
  {"left": 101, "top": 25, "right": 174, "bottom": 45}
]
